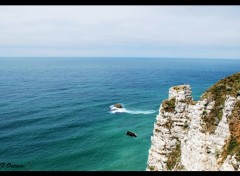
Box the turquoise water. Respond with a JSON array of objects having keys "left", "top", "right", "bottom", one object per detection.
[{"left": 0, "top": 57, "right": 240, "bottom": 171}]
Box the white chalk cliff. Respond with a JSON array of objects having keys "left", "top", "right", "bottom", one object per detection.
[{"left": 146, "top": 73, "right": 240, "bottom": 171}]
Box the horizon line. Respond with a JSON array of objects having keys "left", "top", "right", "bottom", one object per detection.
[{"left": 0, "top": 56, "right": 239, "bottom": 60}]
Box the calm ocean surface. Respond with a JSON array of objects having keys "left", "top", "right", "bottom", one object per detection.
[{"left": 0, "top": 57, "right": 240, "bottom": 171}]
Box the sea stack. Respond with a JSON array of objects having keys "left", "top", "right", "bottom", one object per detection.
[{"left": 146, "top": 72, "right": 240, "bottom": 171}]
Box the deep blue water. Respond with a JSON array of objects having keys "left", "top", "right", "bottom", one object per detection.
[{"left": 0, "top": 57, "right": 240, "bottom": 171}]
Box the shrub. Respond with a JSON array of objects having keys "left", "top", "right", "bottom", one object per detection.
[
  {"left": 149, "top": 166, "right": 155, "bottom": 171},
  {"left": 227, "top": 137, "right": 238, "bottom": 155},
  {"left": 162, "top": 98, "right": 176, "bottom": 113}
]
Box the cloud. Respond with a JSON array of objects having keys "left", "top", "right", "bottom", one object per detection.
[{"left": 0, "top": 6, "right": 240, "bottom": 58}]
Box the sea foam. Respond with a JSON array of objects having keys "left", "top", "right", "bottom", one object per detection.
[{"left": 109, "top": 104, "right": 155, "bottom": 114}]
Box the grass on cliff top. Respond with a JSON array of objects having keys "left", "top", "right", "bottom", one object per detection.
[
  {"left": 202, "top": 72, "right": 240, "bottom": 99},
  {"left": 173, "top": 85, "right": 187, "bottom": 92},
  {"left": 200, "top": 72, "right": 240, "bottom": 133}
]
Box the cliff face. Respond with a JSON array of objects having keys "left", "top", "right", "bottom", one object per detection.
[{"left": 146, "top": 73, "right": 240, "bottom": 171}]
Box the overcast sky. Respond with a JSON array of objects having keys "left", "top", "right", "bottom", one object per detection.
[{"left": 0, "top": 6, "right": 240, "bottom": 59}]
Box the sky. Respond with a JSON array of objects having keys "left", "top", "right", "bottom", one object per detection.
[{"left": 0, "top": 6, "right": 240, "bottom": 59}]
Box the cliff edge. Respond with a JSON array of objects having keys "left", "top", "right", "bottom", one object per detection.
[{"left": 146, "top": 72, "right": 240, "bottom": 171}]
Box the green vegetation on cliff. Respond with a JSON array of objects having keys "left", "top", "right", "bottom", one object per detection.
[
  {"left": 201, "top": 72, "right": 240, "bottom": 133},
  {"left": 227, "top": 100, "right": 240, "bottom": 163},
  {"left": 166, "top": 138, "right": 181, "bottom": 170},
  {"left": 200, "top": 72, "right": 240, "bottom": 164},
  {"left": 162, "top": 98, "right": 176, "bottom": 113}
]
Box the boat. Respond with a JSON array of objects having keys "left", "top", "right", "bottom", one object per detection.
[{"left": 126, "top": 131, "right": 137, "bottom": 137}]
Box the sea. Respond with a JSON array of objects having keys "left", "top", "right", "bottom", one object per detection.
[{"left": 0, "top": 57, "right": 240, "bottom": 171}]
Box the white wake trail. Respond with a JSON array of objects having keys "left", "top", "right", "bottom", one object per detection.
[
  {"left": 109, "top": 104, "right": 155, "bottom": 114},
  {"left": 125, "top": 110, "right": 156, "bottom": 114}
]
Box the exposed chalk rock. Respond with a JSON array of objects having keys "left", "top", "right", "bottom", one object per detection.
[{"left": 147, "top": 73, "right": 240, "bottom": 171}]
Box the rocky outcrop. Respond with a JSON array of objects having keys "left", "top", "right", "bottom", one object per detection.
[
  {"left": 146, "top": 73, "right": 240, "bottom": 171},
  {"left": 114, "top": 103, "right": 123, "bottom": 108}
]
